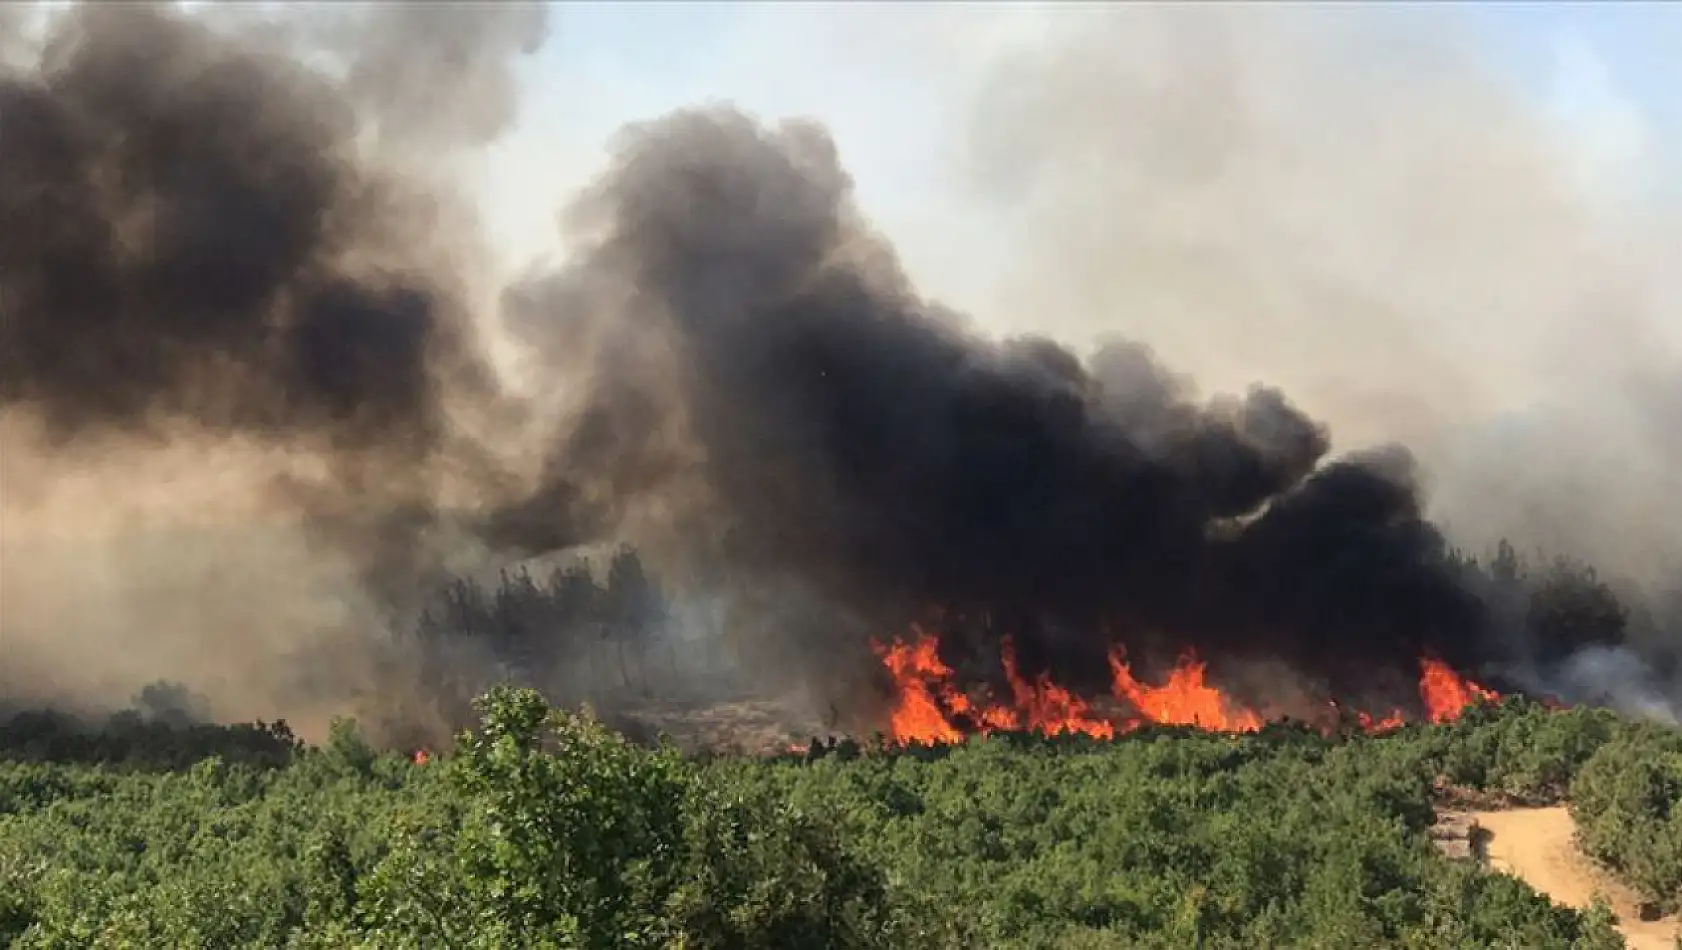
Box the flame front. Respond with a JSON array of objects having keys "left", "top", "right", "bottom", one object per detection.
[
  {"left": 870, "top": 631, "right": 1503, "bottom": 745},
  {"left": 872, "top": 631, "right": 1118, "bottom": 742},
  {"left": 1107, "top": 650, "right": 1265, "bottom": 733},
  {"left": 1001, "top": 638, "right": 1116, "bottom": 739},
  {"left": 1419, "top": 657, "right": 1499, "bottom": 724},
  {"left": 1356, "top": 709, "right": 1408, "bottom": 732},
  {"left": 872, "top": 633, "right": 966, "bottom": 744}
]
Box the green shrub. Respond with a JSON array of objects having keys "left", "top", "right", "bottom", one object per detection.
[
  {"left": 0, "top": 690, "right": 1669, "bottom": 947},
  {"left": 1570, "top": 727, "right": 1682, "bottom": 914}
]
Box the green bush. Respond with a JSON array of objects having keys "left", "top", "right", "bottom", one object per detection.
[
  {"left": 354, "top": 687, "right": 910, "bottom": 949},
  {"left": 1570, "top": 727, "right": 1682, "bottom": 914},
  {"left": 0, "top": 691, "right": 1672, "bottom": 947}
]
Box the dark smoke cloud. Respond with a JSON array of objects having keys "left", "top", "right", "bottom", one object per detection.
[
  {"left": 498, "top": 107, "right": 1553, "bottom": 710},
  {"left": 0, "top": 2, "right": 1657, "bottom": 733},
  {"left": 0, "top": 2, "right": 546, "bottom": 728},
  {"left": 0, "top": 3, "right": 516, "bottom": 451},
  {"left": 933, "top": 4, "right": 1681, "bottom": 699}
]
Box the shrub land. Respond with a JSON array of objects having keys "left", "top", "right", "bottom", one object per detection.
[{"left": 1, "top": 690, "right": 1679, "bottom": 949}]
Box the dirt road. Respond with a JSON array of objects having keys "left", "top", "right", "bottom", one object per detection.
[{"left": 1470, "top": 806, "right": 1677, "bottom": 950}]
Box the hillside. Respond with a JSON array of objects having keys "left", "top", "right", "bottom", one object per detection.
[{"left": 1, "top": 692, "right": 1679, "bottom": 948}]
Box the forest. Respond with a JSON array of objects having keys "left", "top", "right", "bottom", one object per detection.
[
  {"left": 400, "top": 540, "right": 1668, "bottom": 718},
  {"left": 1, "top": 543, "right": 1678, "bottom": 948}
]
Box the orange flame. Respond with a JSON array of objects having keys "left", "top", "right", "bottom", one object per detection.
[
  {"left": 1356, "top": 709, "right": 1408, "bottom": 732},
  {"left": 868, "top": 629, "right": 1505, "bottom": 746},
  {"left": 412, "top": 749, "right": 431, "bottom": 766},
  {"left": 1418, "top": 657, "right": 1499, "bottom": 723},
  {"left": 1107, "top": 650, "right": 1264, "bottom": 732},
  {"left": 1001, "top": 638, "right": 1115, "bottom": 739},
  {"left": 871, "top": 634, "right": 965, "bottom": 744}
]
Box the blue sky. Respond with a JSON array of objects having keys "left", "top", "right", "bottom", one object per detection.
[
  {"left": 1466, "top": 2, "right": 1678, "bottom": 124},
  {"left": 476, "top": 2, "right": 1680, "bottom": 288},
  {"left": 1465, "top": 3, "right": 1679, "bottom": 175},
  {"left": 477, "top": 3, "right": 992, "bottom": 276}
]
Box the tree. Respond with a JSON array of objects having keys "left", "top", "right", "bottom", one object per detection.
[
  {"left": 1526, "top": 558, "right": 1627, "bottom": 667},
  {"left": 604, "top": 547, "right": 668, "bottom": 694},
  {"left": 449, "top": 687, "right": 688, "bottom": 946}
]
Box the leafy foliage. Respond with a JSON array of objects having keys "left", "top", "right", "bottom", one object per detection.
[
  {"left": 0, "top": 706, "right": 300, "bottom": 773},
  {"left": 0, "top": 531, "right": 1674, "bottom": 945},
  {"left": 1570, "top": 726, "right": 1682, "bottom": 914},
  {"left": 2, "top": 689, "right": 1677, "bottom": 948}
]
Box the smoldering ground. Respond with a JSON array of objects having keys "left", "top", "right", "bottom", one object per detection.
[{"left": 1, "top": 2, "right": 1677, "bottom": 738}]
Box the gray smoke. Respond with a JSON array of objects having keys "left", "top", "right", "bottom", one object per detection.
[
  {"left": 0, "top": 1, "right": 548, "bottom": 732},
  {"left": 490, "top": 108, "right": 1541, "bottom": 716},
  {"left": 3, "top": 2, "right": 1675, "bottom": 736},
  {"left": 929, "top": 4, "right": 1682, "bottom": 711}
]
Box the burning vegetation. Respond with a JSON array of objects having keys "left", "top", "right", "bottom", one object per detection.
[
  {"left": 0, "top": 2, "right": 1675, "bottom": 746},
  {"left": 870, "top": 629, "right": 1500, "bottom": 746},
  {"left": 3, "top": 4, "right": 1681, "bottom": 945}
]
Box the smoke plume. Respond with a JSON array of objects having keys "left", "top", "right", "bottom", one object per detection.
[
  {"left": 937, "top": 4, "right": 1681, "bottom": 710},
  {"left": 1, "top": 2, "right": 1676, "bottom": 734},
  {"left": 497, "top": 109, "right": 1512, "bottom": 711},
  {"left": 0, "top": 2, "right": 547, "bottom": 730}
]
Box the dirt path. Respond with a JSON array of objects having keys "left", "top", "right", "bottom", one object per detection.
[{"left": 1469, "top": 806, "right": 1677, "bottom": 950}]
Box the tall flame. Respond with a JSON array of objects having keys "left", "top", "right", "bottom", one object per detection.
[
  {"left": 871, "top": 634, "right": 965, "bottom": 745},
  {"left": 1001, "top": 637, "right": 1116, "bottom": 739},
  {"left": 1107, "top": 650, "right": 1265, "bottom": 732},
  {"left": 1419, "top": 656, "right": 1500, "bottom": 724},
  {"left": 869, "top": 630, "right": 1502, "bottom": 746}
]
